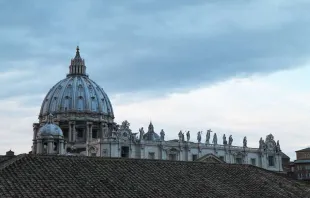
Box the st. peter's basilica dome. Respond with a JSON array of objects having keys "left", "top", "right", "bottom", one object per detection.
[{"left": 39, "top": 47, "right": 114, "bottom": 119}]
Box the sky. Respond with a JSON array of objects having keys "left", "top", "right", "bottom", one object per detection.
[{"left": 0, "top": 0, "right": 310, "bottom": 160}]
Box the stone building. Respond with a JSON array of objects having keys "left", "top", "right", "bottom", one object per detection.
[
  {"left": 31, "top": 47, "right": 287, "bottom": 172},
  {"left": 288, "top": 147, "right": 310, "bottom": 180}
]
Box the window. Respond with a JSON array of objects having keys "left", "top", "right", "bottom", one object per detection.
[
  {"left": 169, "top": 154, "right": 177, "bottom": 161},
  {"left": 251, "top": 158, "right": 256, "bottom": 166},
  {"left": 91, "top": 153, "right": 96, "bottom": 157},
  {"left": 219, "top": 156, "right": 224, "bottom": 161},
  {"left": 78, "top": 97, "right": 84, "bottom": 110},
  {"left": 192, "top": 154, "right": 198, "bottom": 161},
  {"left": 92, "top": 130, "right": 97, "bottom": 138},
  {"left": 236, "top": 158, "right": 242, "bottom": 164},
  {"left": 77, "top": 129, "right": 83, "bottom": 138},
  {"left": 268, "top": 156, "right": 274, "bottom": 166},
  {"left": 121, "top": 146, "right": 129, "bottom": 158},
  {"left": 148, "top": 152, "right": 155, "bottom": 159},
  {"left": 63, "top": 129, "right": 69, "bottom": 139}
]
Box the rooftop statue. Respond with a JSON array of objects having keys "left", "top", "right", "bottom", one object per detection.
[
  {"left": 186, "top": 131, "right": 190, "bottom": 142},
  {"left": 228, "top": 135, "right": 233, "bottom": 146},
  {"left": 243, "top": 136, "right": 247, "bottom": 148},
  {"left": 212, "top": 133, "right": 217, "bottom": 145},
  {"left": 160, "top": 129, "right": 165, "bottom": 141},
  {"left": 223, "top": 134, "right": 227, "bottom": 145},
  {"left": 197, "top": 131, "right": 202, "bottom": 143}
]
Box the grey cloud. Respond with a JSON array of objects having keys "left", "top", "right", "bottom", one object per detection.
[{"left": 1, "top": 0, "right": 310, "bottom": 99}]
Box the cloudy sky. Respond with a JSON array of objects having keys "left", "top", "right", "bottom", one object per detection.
[{"left": 1, "top": 0, "right": 310, "bottom": 160}]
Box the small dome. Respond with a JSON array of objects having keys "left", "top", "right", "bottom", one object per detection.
[
  {"left": 38, "top": 114, "right": 63, "bottom": 137},
  {"left": 143, "top": 122, "right": 160, "bottom": 141}
]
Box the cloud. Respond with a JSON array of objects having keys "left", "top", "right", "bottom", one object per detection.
[
  {"left": 1, "top": 0, "right": 310, "bottom": 98},
  {"left": 113, "top": 65, "right": 310, "bottom": 159}
]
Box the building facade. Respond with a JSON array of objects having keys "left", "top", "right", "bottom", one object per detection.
[
  {"left": 288, "top": 147, "right": 310, "bottom": 180},
  {"left": 32, "top": 47, "right": 286, "bottom": 172}
]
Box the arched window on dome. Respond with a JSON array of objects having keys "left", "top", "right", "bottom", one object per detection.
[
  {"left": 78, "top": 97, "right": 84, "bottom": 111},
  {"left": 63, "top": 96, "right": 70, "bottom": 111},
  {"left": 51, "top": 97, "right": 57, "bottom": 112},
  {"left": 101, "top": 98, "right": 107, "bottom": 112},
  {"left": 78, "top": 85, "right": 83, "bottom": 97},
  {"left": 91, "top": 97, "right": 97, "bottom": 112}
]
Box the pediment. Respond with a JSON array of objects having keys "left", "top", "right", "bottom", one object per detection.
[{"left": 196, "top": 153, "right": 225, "bottom": 164}]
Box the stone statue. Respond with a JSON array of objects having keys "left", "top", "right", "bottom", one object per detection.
[
  {"left": 178, "top": 130, "right": 183, "bottom": 142},
  {"left": 197, "top": 131, "right": 201, "bottom": 143},
  {"left": 259, "top": 137, "right": 264, "bottom": 149},
  {"left": 228, "top": 135, "right": 233, "bottom": 146},
  {"left": 120, "top": 120, "right": 131, "bottom": 131},
  {"left": 223, "top": 134, "right": 227, "bottom": 145},
  {"left": 182, "top": 132, "right": 185, "bottom": 142},
  {"left": 139, "top": 127, "right": 145, "bottom": 140},
  {"left": 186, "top": 131, "right": 190, "bottom": 141},
  {"left": 160, "top": 129, "right": 165, "bottom": 141},
  {"left": 276, "top": 140, "right": 281, "bottom": 152},
  {"left": 212, "top": 133, "right": 217, "bottom": 145},
  {"left": 206, "top": 129, "right": 212, "bottom": 144},
  {"left": 266, "top": 134, "right": 274, "bottom": 142},
  {"left": 243, "top": 136, "right": 247, "bottom": 147}
]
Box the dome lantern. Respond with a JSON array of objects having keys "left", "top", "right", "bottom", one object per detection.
[{"left": 68, "top": 46, "right": 87, "bottom": 76}]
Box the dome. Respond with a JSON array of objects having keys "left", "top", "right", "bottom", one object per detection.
[
  {"left": 143, "top": 122, "right": 160, "bottom": 141},
  {"left": 38, "top": 114, "right": 63, "bottom": 136},
  {"left": 39, "top": 47, "right": 114, "bottom": 118}
]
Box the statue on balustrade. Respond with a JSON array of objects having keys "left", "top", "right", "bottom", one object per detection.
[
  {"left": 228, "top": 135, "right": 233, "bottom": 146},
  {"left": 212, "top": 133, "right": 217, "bottom": 145},
  {"left": 178, "top": 130, "right": 183, "bottom": 142},
  {"left": 276, "top": 140, "right": 281, "bottom": 152},
  {"left": 206, "top": 129, "right": 212, "bottom": 144},
  {"left": 223, "top": 134, "right": 227, "bottom": 145},
  {"left": 259, "top": 137, "right": 264, "bottom": 149},
  {"left": 243, "top": 136, "right": 247, "bottom": 148},
  {"left": 186, "top": 131, "right": 190, "bottom": 142},
  {"left": 139, "top": 127, "right": 145, "bottom": 140},
  {"left": 160, "top": 129, "right": 165, "bottom": 141},
  {"left": 197, "top": 131, "right": 202, "bottom": 143}
]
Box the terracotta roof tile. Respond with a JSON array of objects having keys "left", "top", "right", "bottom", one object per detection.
[{"left": 0, "top": 155, "right": 309, "bottom": 198}]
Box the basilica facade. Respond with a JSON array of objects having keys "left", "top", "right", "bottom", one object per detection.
[{"left": 31, "top": 47, "right": 285, "bottom": 172}]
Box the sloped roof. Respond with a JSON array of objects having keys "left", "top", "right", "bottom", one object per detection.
[
  {"left": 0, "top": 155, "right": 309, "bottom": 198},
  {"left": 296, "top": 147, "right": 310, "bottom": 152}
]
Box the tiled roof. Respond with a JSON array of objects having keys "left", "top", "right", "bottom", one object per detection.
[
  {"left": 0, "top": 155, "right": 310, "bottom": 198},
  {"left": 296, "top": 147, "right": 310, "bottom": 152}
]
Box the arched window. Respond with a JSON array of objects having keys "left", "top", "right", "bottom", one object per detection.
[
  {"left": 51, "top": 97, "right": 57, "bottom": 112},
  {"left": 78, "top": 97, "right": 84, "bottom": 110},
  {"left": 64, "top": 97, "right": 70, "bottom": 111},
  {"left": 91, "top": 98, "right": 97, "bottom": 111}
]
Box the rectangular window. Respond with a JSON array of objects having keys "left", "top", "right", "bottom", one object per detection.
[
  {"left": 92, "top": 130, "right": 97, "bottom": 138},
  {"left": 236, "top": 158, "right": 242, "bottom": 164},
  {"left": 169, "top": 154, "right": 177, "bottom": 161},
  {"left": 77, "top": 129, "right": 83, "bottom": 138},
  {"left": 148, "top": 152, "right": 155, "bottom": 159},
  {"left": 219, "top": 156, "right": 224, "bottom": 161},
  {"left": 251, "top": 158, "right": 256, "bottom": 166},
  {"left": 63, "top": 128, "right": 69, "bottom": 139},
  {"left": 192, "top": 154, "right": 198, "bottom": 161},
  {"left": 268, "top": 156, "right": 274, "bottom": 166}
]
